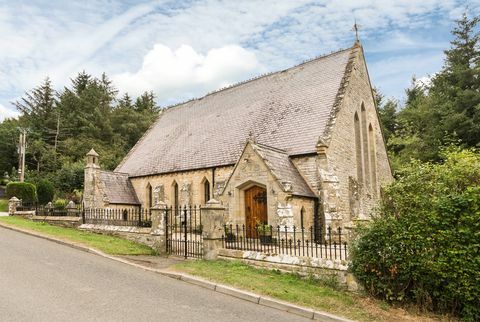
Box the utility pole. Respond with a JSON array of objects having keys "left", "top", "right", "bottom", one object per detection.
[{"left": 18, "top": 129, "right": 26, "bottom": 182}]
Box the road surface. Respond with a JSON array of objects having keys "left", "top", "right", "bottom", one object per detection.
[{"left": 0, "top": 226, "right": 308, "bottom": 321}]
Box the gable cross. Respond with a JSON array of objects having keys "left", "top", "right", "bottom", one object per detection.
[{"left": 352, "top": 21, "right": 361, "bottom": 42}]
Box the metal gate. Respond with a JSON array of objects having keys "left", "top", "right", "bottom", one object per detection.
[{"left": 166, "top": 205, "right": 203, "bottom": 258}]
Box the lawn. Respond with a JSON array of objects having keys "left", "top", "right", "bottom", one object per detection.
[
  {"left": 0, "top": 199, "right": 8, "bottom": 212},
  {"left": 174, "top": 260, "right": 445, "bottom": 322},
  {"left": 0, "top": 216, "right": 155, "bottom": 256}
]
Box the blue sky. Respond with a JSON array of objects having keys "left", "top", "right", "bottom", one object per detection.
[{"left": 0, "top": 0, "right": 479, "bottom": 120}]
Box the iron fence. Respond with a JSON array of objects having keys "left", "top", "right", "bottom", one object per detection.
[
  {"left": 37, "top": 205, "right": 82, "bottom": 217},
  {"left": 222, "top": 224, "right": 348, "bottom": 260},
  {"left": 166, "top": 206, "right": 203, "bottom": 258},
  {"left": 83, "top": 208, "right": 151, "bottom": 227},
  {"left": 16, "top": 202, "right": 82, "bottom": 217}
]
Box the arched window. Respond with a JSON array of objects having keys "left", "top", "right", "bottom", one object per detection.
[
  {"left": 369, "top": 124, "right": 377, "bottom": 196},
  {"left": 203, "top": 179, "right": 210, "bottom": 204},
  {"left": 300, "top": 206, "right": 305, "bottom": 229},
  {"left": 354, "top": 112, "right": 363, "bottom": 183},
  {"left": 146, "top": 183, "right": 152, "bottom": 208},
  {"left": 361, "top": 104, "right": 370, "bottom": 189},
  {"left": 172, "top": 181, "right": 179, "bottom": 210}
]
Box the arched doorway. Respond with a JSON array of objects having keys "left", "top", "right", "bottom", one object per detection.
[{"left": 245, "top": 185, "right": 267, "bottom": 237}]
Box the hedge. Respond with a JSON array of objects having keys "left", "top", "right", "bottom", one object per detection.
[
  {"left": 6, "top": 182, "right": 37, "bottom": 203},
  {"left": 350, "top": 149, "right": 480, "bottom": 321}
]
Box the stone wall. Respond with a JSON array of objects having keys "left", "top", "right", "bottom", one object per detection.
[
  {"left": 31, "top": 216, "right": 82, "bottom": 228},
  {"left": 79, "top": 224, "right": 158, "bottom": 248},
  {"left": 320, "top": 45, "right": 393, "bottom": 229},
  {"left": 218, "top": 248, "right": 359, "bottom": 291},
  {"left": 129, "top": 166, "right": 233, "bottom": 208},
  {"left": 220, "top": 143, "right": 316, "bottom": 228}
]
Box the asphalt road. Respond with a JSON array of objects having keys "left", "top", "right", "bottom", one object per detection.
[{"left": 0, "top": 227, "right": 309, "bottom": 322}]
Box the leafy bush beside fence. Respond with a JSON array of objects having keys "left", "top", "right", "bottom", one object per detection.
[
  {"left": 350, "top": 149, "right": 480, "bottom": 321},
  {"left": 37, "top": 180, "right": 54, "bottom": 205},
  {"left": 6, "top": 182, "right": 37, "bottom": 203}
]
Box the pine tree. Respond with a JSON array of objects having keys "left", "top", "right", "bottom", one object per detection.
[{"left": 431, "top": 12, "right": 480, "bottom": 148}]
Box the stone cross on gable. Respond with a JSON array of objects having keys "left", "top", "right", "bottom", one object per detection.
[{"left": 352, "top": 21, "right": 361, "bottom": 42}]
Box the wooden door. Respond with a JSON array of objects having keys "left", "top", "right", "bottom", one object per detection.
[{"left": 245, "top": 186, "right": 267, "bottom": 237}]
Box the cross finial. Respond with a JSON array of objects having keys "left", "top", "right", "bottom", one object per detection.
[{"left": 352, "top": 20, "right": 361, "bottom": 42}]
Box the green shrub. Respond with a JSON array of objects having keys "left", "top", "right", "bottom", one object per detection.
[
  {"left": 6, "top": 182, "right": 37, "bottom": 203},
  {"left": 54, "top": 162, "right": 84, "bottom": 193},
  {"left": 53, "top": 199, "right": 67, "bottom": 210},
  {"left": 350, "top": 149, "right": 480, "bottom": 321},
  {"left": 37, "top": 180, "right": 54, "bottom": 205}
]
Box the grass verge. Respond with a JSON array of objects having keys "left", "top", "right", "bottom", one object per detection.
[
  {"left": 0, "top": 216, "right": 155, "bottom": 256},
  {"left": 173, "top": 260, "right": 444, "bottom": 322},
  {"left": 0, "top": 199, "right": 8, "bottom": 212}
]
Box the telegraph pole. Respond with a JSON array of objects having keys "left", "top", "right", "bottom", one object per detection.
[{"left": 18, "top": 129, "right": 26, "bottom": 182}]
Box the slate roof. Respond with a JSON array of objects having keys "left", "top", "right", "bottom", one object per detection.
[
  {"left": 99, "top": 171, "right": 140, "bottom": 205},
  {"left": 116, "top": 45, "right": 354, "bottom": 177},
  {"left": 251, "top": 142, "right": 316, "bottom": 197}
]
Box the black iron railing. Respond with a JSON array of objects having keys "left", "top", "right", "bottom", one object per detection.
[
  {"left": 165, "top": 206, "right": 203, "bottom": 258},
  {"left": 16, "top": 202, "right": 83, "bottom": 217},
  {"left": 83, "top": 208, "right": 151, "bottom": 227},
  {"left": 222, "top": 224, "right": 348, "bottom": 260}
]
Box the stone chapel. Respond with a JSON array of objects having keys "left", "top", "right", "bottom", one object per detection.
[{"left": 83, "top": 41, "right": 393, "bottom": 231}]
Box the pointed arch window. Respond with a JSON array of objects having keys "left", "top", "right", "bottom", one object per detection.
[
  {"left": 172, "top": 181, "right": 179, "bottom": 210},
  {"left": 354, "top": 112, "right": 363, "bottom": 183},
  {"left": 146, "top": 183, "right": 152, "bottom": 208},
  {"left": 300, "top": 206, "right": 305, "bottom": 229},
  {"left": 369, "top": 124, "right": 377, "bottom": 196},
  {"left": 203, "top": 179, "right": 210, "bottom": 204},
  {"left": 361, "top": 104, "right": 370, "bottom": 189}
]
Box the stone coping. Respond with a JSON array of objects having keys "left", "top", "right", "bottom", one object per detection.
[
  {"left": 31, "top": 216, "right": 81, "bottom": 222},
  {"left": 219, "top": 248, "right": 349, "bottom": 271}
]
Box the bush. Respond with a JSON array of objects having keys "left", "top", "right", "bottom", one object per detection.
[
  {"left": 54, "top": 162, "right": 84, "bottom": 193},
  {"left": 6, "top": 182, "right": 37, "bottom": 203},
  {"left": 53, "top": 199, "right": 67, "bottom": 210},
  {"left": 37, "top": 180, "right": 54, "bottom": 205},
  {"left": 350, "top": 149, "right": 480, "bottom": 321}
]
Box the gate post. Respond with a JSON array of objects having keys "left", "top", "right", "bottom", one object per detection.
[
  {"left": 8, "top": 196, "right": 20, "bottom": 215},
  {"left": 150, "top": 201, "right": 168, "bottom": 255},
  {"left": 202, "top": 199, "right": 225, "bottom": 260}
]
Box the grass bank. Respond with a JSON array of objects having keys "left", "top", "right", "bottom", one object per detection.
[
  {"left": 0, "top": 199, "right": 7, "bottom": 212},
  {"left": 0, "top": 216, "right": 155, "bottom": 256},
  {"left": 174, "top": 260, "right": 445, "bottom": 322}
]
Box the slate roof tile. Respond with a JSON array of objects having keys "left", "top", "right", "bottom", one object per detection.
[
  {"left": 99, "top": 171, "right": 140, "bottom": 205},
  {"left": 116, "top": 46, "right": 353, "bottom": 177}
]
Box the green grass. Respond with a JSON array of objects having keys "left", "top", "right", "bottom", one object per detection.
[
  {"left": 174, "top": 260, "right": 375, "bottom": 321},
  {"left": 0, "top": 216, "right": 155, "bottom": 256},
  {"left": 174, "top": 260, "right": 437, "bottom": 322},
  {"left": 0, "top": 199, "right": 8, "bottom": 212}
]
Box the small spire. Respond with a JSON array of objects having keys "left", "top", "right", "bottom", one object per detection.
[
  {"left": 86, "top": 148, "right": 99, "bottom": 157},
  {"left": 352, "top": 20, "right": 361, "bottom": 42}
]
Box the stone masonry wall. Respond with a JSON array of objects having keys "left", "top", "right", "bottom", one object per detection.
[
  {"left": 79, "top": 224, "right": 157, "bottom": 248},
  {"left": 221, "top": 143, "right": 315, "bottom": 228},
  {"left": 218, "top": 248, "right": 359, "bottom": 291},
  {"left": 129, "top": 166, "right": 233, "bottom": 208},
  {"left": 324, "top": 46, "right": 393, "bottom": 228}
]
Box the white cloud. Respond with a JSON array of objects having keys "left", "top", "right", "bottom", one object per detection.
[
  {"left": 113, "top": 44, "right": 261, "bottom": 102},
  {"left": 0, "top": 0, "right": 479, "bottom": 109},
  {"left": 0, "top": 104, "right": 19, "bottom": 121}
]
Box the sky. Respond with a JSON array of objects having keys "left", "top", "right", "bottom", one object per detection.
[{"left": 1, "top": 0, "right": 479, "bottom": 121}]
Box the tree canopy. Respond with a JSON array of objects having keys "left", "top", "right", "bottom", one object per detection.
[
  {"left": 378, "top": 13, "right": 480, "bottom": 170},
  {"left": 0, "top": 73, "right": 159, "bottom": 199}
]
